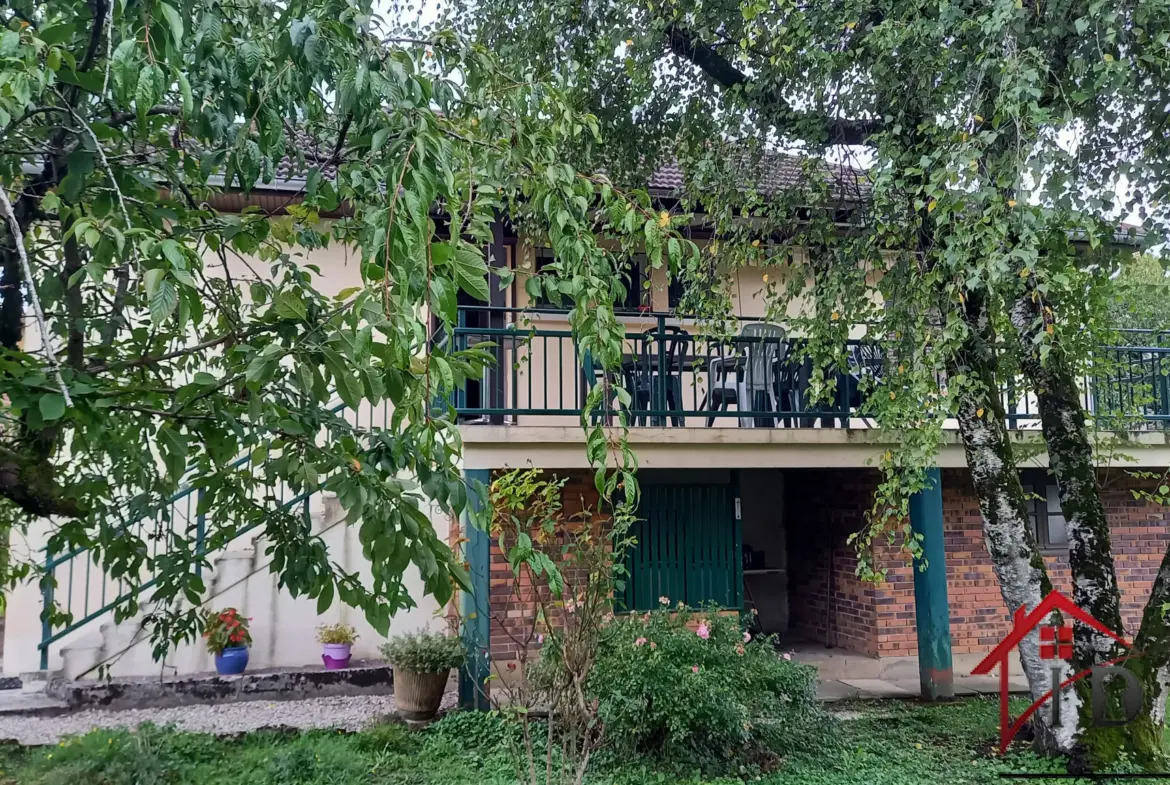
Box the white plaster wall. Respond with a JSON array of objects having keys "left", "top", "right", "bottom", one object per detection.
[
  {"left": 4, "top": 485, "right": 454, "bottom": 677},
  {"left": 3, "top": 238, "right": 456, "bottom": 676}
]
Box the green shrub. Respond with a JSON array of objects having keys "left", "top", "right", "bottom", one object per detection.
[
  {"left": 425, "top": 711, "right": 517, "bottom": 752},
  {"left": 380, "top": 631, "right": 466, "bottom": 673},
  {"left": 316, "top": 623, "right": 358, "bottom": 645},
  {"left": 586, "top": 604, "right": 834, "bottom": 772}
]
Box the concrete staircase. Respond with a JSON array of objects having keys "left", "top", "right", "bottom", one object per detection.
[
  {"left": 40, "top": 490, "right": 448, "bottom": 682},
  {"left": 59, "top": 543, "right": 265, "bottom": 680}
]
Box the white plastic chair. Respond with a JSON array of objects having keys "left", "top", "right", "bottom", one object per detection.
[{"left": 705, "top": 323, "right": 788, "bottom": 427}]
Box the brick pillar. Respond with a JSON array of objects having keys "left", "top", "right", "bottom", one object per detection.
[{"left": 909, "top": 468, "right": 954, "bottom": 700}]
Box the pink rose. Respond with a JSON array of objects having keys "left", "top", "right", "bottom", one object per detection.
[
  {"left": 658, "top": 596, "right": 670, "bottom": 606},
  {"left": 743, "top": 631, "right": 752, "bottom": 643},
  {"left": 783, "top": 652, "right": 792, "bottom": 661},
  {"left": 691, "top": 665, "right": 699, "bottom": 674},
  {"left": 696, "top": 623, "right": 710, "bottom": 640},
  {"left": 634, "top": 637, "right": 647, "bottom": 647}
]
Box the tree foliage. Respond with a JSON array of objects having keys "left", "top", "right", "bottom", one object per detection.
[
  {"left": 447, "top": 0, "right": 1170, "bottom": 763},
  {"left": 0, "top": 0, "right": 684, "bottom": 654},
  {"left": 1107, "top": 254, "right": 1170, "bottom": 332}
]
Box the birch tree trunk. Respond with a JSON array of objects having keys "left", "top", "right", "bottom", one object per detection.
[
  {"left": 954, "top": 290, "right": 1080, "bottom": 753},
  {"left": 1011, "top": 294, "right": 1166, "bottom": 766}
]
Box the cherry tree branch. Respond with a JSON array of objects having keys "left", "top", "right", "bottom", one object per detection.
[
  {"left": 662, "top": 23, "right": 883, "bottom": 146},
  {"left": 0, "top": 187, "right": 72, "bottom": 407}
]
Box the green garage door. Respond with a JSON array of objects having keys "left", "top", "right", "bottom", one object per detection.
[{"left": 623, "top": 483, "right": 742, "bottom": 611}]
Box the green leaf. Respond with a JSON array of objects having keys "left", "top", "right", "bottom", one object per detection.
[
  {"left": 176, "top": 70, "right": 194, "bottom": 117},
  {"left": 273, "top": 291, "right": 308, "bottom": 321},
  {"left": 136, "top": 65, "right": 165, "bottom": 119},
  {"left": 158, "top": 3, "right": 184, "bottom": 46},
  {"left": 161, "top": 239, "right": 186, "bottom": 269},
  {"left": 158, "top": 427, "right": 188, "bottom": 479},
  {"left": 453, "top": 245, "right": 490, "bottom": 302},
  {"left": 371, "top": 127, "right": 392, "bottom": 152},
  {"left": 147, "top": 273, "right": 178, "bottom": 324},
  {"left": 39, "top": 23, "right": 76, "bottom": 46},
  {"left": 39, "top": 394, "right": 67, "bottom": 421},
  {"left": 429, "top": 276, "right": 457, "bottom": 324},
  {"left": 324, "top": 350, "right": 362, "bottom": 410},
  {"left": 144, "top": 268, "right": 166, "bottom": 297},
  {"left": 316, "top": 581, "right": 334, "bottom": 615}
]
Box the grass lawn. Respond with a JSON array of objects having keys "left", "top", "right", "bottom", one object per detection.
[{"left": 0, "top": 698, "right": 1153, "bottom": 785}]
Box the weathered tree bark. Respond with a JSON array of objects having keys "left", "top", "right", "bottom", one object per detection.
[
  {"left": 1011, "top": 293, "right": 1166, "bottom": 767},
  {"left": 0, "top": 446, "right": 83, "bottom": 518},
  {"left": 0, "top": 10, "right": 95, "bottom": 518},
  {"left": 954, "top": 289, "right": 1079, "bottom": 753},
  {"left": 1122, "top": 545, "right": 1170, "bottom": 767}
]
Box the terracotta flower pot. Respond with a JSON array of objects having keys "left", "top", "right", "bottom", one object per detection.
[{"left": 393, "top": 667, "right": 449, "bottom": 721}]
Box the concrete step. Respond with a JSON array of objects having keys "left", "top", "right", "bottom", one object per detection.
[
  {"left": 0, "top": 686, "right": 67, "bottom": 715},
  {"left": 45, "top": 661, "right": 394, "bottom": 711}
]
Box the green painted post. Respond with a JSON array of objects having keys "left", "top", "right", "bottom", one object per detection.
[
  {"left": 39, "top": 547, "right": 54, "bottom": 671},
  {"left": 459, "top": 469, "right": 492, "bottom": 711},
  {"left": 908, "top": 468, "right": 954, "bottom": 700}
]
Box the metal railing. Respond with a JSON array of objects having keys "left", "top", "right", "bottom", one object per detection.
[
  {"left": 38, "top": 308, "right": 1170, "bottom": 670},
  {"left": 35, "top": 400, "right": 396, "bottom": 671},
  {"left": 450, "top": 306, "right": 1170, "bottom": 430}
]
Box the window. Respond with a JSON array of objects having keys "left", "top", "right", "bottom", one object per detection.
[
  {"left": 668, "top": 275, "right": 686, "bottom": 311},
  {"left": 1022, "top": 473, "right": 1069, "bottom": 550},
  {"left": 530, "top": 249, "right": 648, "bottom": 311}
]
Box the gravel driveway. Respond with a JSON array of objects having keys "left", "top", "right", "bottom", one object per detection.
[{"left": 0, "top": 692, "right": 457, "bottom": 746}]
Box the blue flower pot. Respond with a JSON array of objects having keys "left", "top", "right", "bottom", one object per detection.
[{"left": 215, "top": 645, "right": 249, "bottom": 675}]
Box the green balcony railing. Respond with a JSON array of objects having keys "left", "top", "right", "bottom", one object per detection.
[
  {"left": 450, "top": 306, "right": 1170, "bottom": 430},
  {"left": 37, "top": 307, "right": 1170, "bottom": 672}
]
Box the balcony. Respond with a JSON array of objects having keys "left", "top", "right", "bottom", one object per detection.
[{"left": 450, "top": 306, "right": 1170, "bottom": 432}]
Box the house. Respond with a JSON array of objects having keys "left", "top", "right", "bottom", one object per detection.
[{"left": 6, "top": 151, "right": 1170, "bottom": 701}]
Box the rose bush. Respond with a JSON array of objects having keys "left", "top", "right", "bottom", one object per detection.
[{"left": 586, "top": 603, "right": 833, "bottom": 771}]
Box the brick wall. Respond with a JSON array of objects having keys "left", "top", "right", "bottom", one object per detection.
[
  {"left": 872, "top": 469, "right": 1170, "bottom": 658},
  {"left": 785, "top": 469, "right": 882, "bottom": 656},
  {"left": 481, "top": 466, "right": 1170, "bottom": 665},
  {"left": 487, "top": 470, "right": 605, "bottom": 662}
]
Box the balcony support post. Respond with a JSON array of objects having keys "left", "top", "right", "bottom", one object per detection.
[
  {"left": 459, "top": 468, "right": 493, "bottom": 711},
  {"left": 909, "top": 467, "right": 954, "bottom": 701}
]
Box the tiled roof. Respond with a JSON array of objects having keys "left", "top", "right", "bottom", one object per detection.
[
  {"left": 264, "top": 129, "right": 870, "bottom": 205},
  {"left": 646, "top": 155, "right": 871, "bottom": 205},
  {"left": 272, "top": 129, "right": 341, "bottom": 182}
]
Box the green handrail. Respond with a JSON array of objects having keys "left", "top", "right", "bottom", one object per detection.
[{"left": 38, "top": 401, "right": 349, "bottom": 670}]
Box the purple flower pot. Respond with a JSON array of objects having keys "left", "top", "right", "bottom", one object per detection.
[
  {"left": 215, "top": 645, "right": 249, "bottom": 675},
  {"left": 322, "top": 643, "right": 352, "bottom": 670}
]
